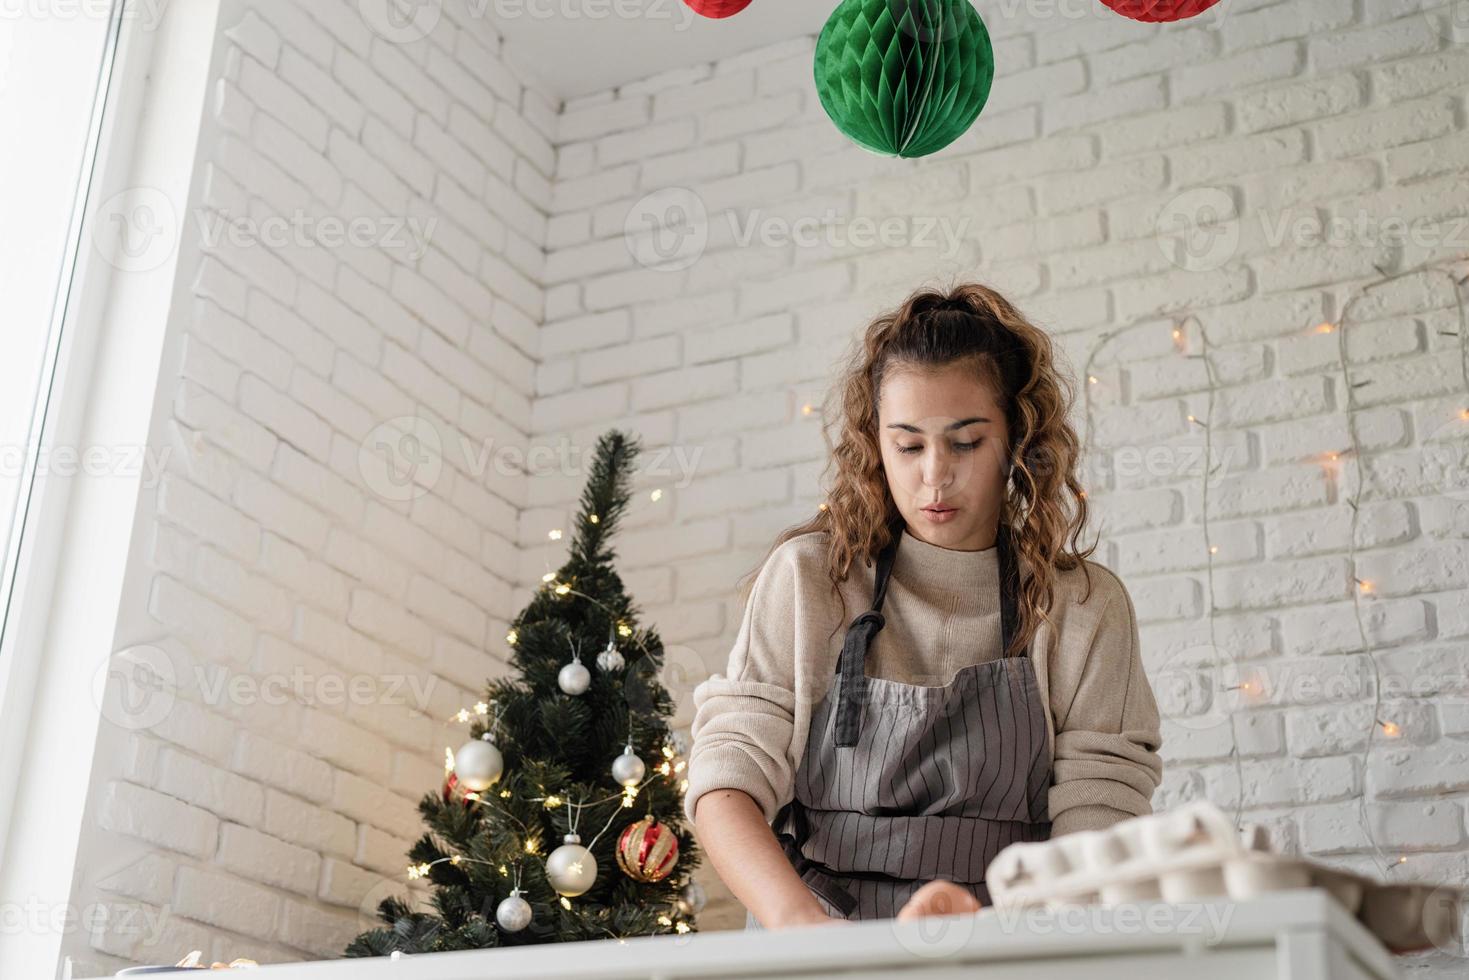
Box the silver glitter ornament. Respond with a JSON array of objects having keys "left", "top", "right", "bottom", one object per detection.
[
  {"left": 495, "top": 888, "right": 532, "bottom": 932},
  {"left": 558, "top": 657, "right": 591, "bottom": 695}
]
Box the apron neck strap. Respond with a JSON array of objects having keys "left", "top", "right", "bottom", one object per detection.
[
  {"left": 869, "top": 520, "right": 902, "bottom": 615},
  {"left": 997, "top": 522, "right": 1021, "bottom": 659}
]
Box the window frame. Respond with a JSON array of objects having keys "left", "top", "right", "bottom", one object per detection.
[{"left": 0, "top": 2, "right": 229, "bottom": 975}]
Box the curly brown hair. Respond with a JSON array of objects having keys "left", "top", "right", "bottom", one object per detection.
[{"left": 740, "top": 280, "right": 1099, "bottom": 658}]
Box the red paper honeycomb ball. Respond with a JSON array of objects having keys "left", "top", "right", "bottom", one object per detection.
[
  {"left": 1098, "top": 0, "right": 1223, "bottom": 22},
  {"left": 682, "top": 0, "right": 754, "bottom": 18}
]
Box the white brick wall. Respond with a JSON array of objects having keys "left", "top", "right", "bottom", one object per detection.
[
  {"left": 62, "top": 0, "right": 1469, "bottom": 974},
  {"left": 532, "top": 0, "right": 1469, "bottom": 960}
]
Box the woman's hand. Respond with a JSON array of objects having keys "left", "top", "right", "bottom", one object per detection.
[{"left": 895, "top": 880, "right": 983, "bottom": 921}]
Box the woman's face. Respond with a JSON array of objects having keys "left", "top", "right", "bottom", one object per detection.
[{"left": 876, "top": 362, "right": 1010, "bottom": 551}]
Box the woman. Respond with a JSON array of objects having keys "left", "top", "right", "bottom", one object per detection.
[{"left": 683, "top": 281, "right": 1165, "bottom": 930}]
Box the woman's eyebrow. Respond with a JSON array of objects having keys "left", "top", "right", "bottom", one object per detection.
[{"left": 885, "top": 417, "right": 991, "bottom": 433}]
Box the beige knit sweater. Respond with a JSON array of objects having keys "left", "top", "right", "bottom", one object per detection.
[{"left": 684, "top": 527, "right": 1164, "bottom": 839}]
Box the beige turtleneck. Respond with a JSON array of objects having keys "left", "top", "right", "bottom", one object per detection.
[{"left": 684, "top": 527, "right": 1165, "bottom": 838}]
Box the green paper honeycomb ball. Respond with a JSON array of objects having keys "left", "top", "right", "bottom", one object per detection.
[{"left": 814, "top": 0, "right": 995, "bottom": 159}]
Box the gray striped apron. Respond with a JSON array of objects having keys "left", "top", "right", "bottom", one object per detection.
[{"left": 747, "top": 522, "right": 1052, "bottom": 928}]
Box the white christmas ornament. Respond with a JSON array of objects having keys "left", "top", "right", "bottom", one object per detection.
[
  {"left": 611, "top": 744, "right": 646, "bottom": 787},
  {"left": 495, "top": 889, "right": 533, "bottom": 932},
  {"left": 558, "top": 658, "right": 591, "bottom": 695},
  {"left": 453, "top": 735, "right": 503, "bottom": 791},
  {"left": 596, "top": 639, "right": 624, "bottom": 672},
  {"left": 546, "top": 833, "right": 598, "bottom": 896}
]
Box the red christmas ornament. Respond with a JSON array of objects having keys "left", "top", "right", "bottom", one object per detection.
[
  {"left": 442, "top": 772, "right": 478, "bottom": 806},
  {"left": 1097, "top": 0, "right": 1223, "bottom": 22},
  {"left": 616, "top": 815, "right": 679, "bottom": 883},
  {"left": 681, "top": 0, "right": 754, "bottom": 18}
]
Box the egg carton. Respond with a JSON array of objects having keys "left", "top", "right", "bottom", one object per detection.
[{"left": 985, "top": 800, "right": 1465, "bottom": 955}]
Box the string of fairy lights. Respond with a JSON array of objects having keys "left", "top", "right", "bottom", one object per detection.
[
  {"left": 1082, "top": 253, "right": 1469, "bottom": 879},
  {"left": 405, "top": 854, "right": 648, "bottom": 945},
  {"left": 1081, "top": 301, "right": 1249, "bottom": 841},
  {"left": 1334, "top": 257, "right": 1468, "bottom": 876}
]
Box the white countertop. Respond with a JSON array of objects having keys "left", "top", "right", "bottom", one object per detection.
[{"left": 214, "top": 888, "right": 1403, "bottom": 980}]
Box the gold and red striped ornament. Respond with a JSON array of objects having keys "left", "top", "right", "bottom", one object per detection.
[{"left": 615, "top": 815, "right": 679, "bottom": 883}]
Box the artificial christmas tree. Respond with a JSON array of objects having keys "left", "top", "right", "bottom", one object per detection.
[{"left": 345, "top": 430, "right": 703, "bottom": 954}]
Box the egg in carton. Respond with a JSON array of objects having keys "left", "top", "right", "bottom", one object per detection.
[{"left": 985, "top": 800, "right": 1465, "bottom": 955}]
